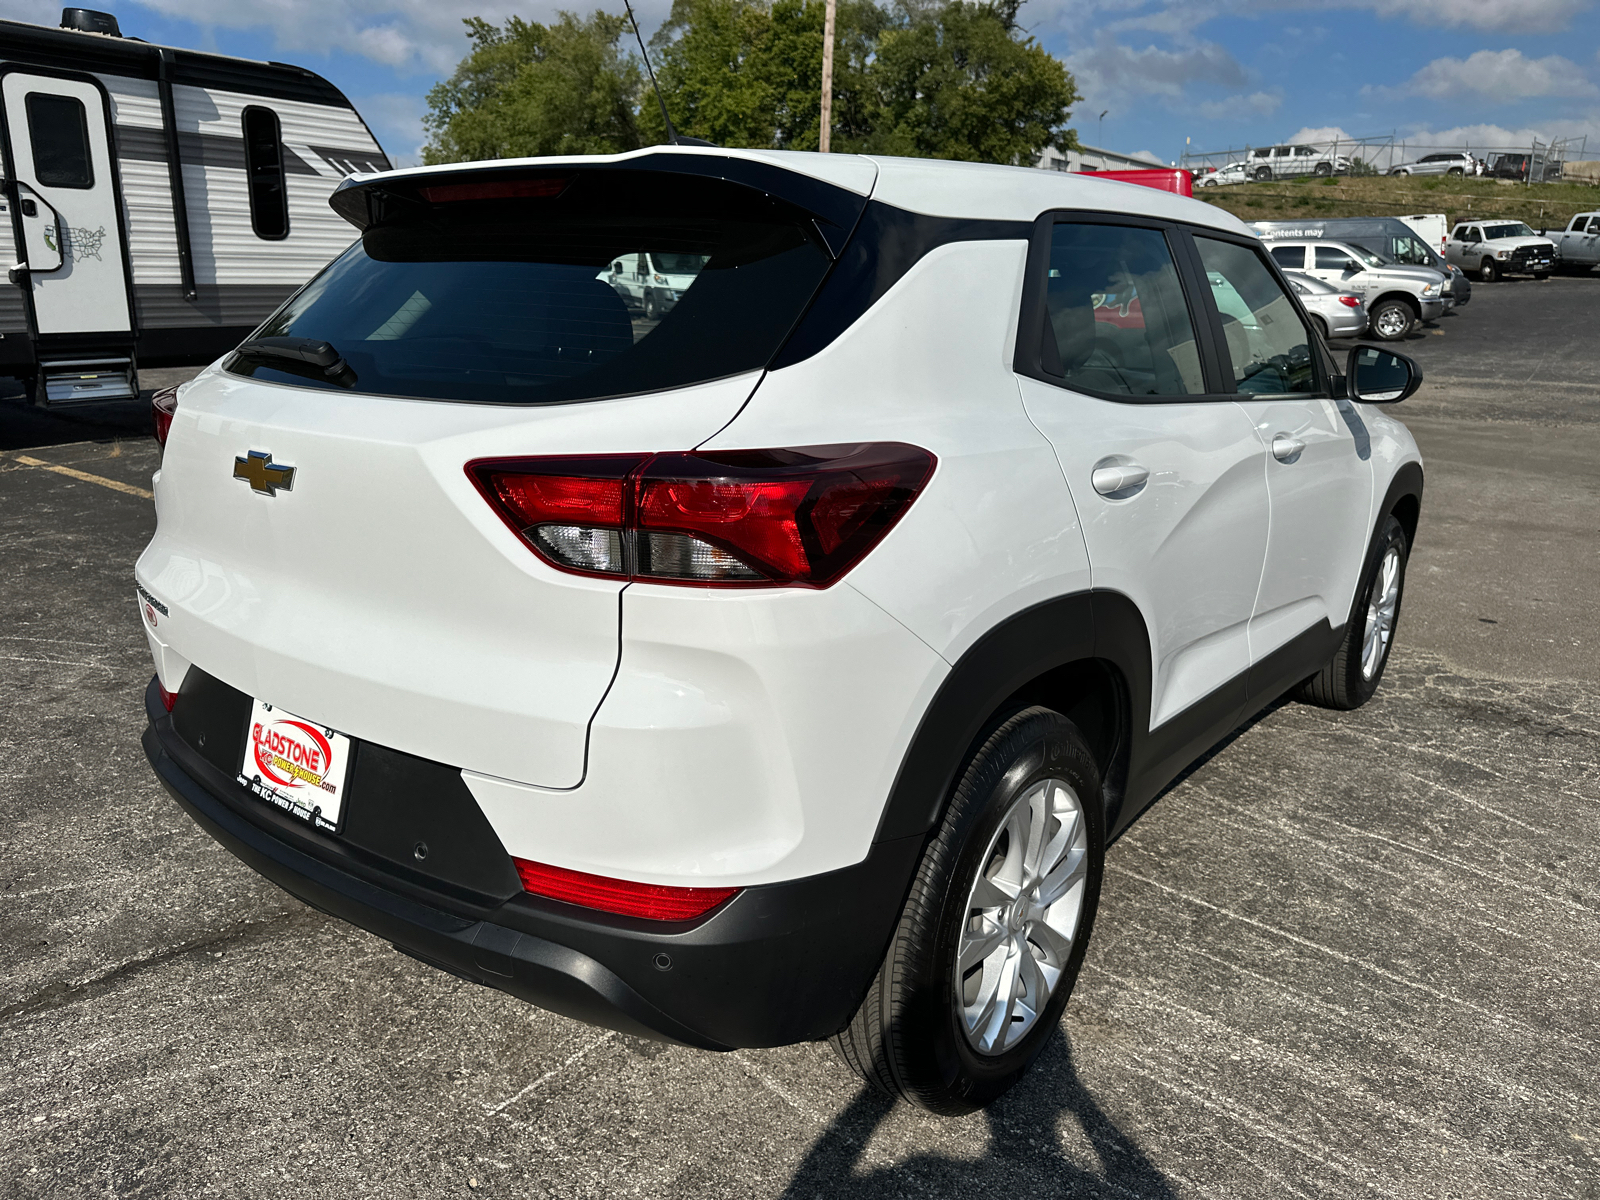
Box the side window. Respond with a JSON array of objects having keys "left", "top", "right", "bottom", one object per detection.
[
  {"left": 1315, "top": 246, "right": 1355, "bottom": 271},
  {"left": 1194, "top": 237, "right": 1318, "bottom": 397},
  {"left": 26, "top": 93, "right": 94, "bottom": 189},
  {"left": 1041, "top": 223, "right": 1204, "bottom": 398},
  {"left": 242, "top": 106, "right": 289, "bottom": 240},
  {"left": 1466, "top": 227, "right": 1482, "bottom": 242},
  {"left": 1588, "top": 217, "right": 1600, "bottom": 233},
  {"left": 1270, "top": 245, "right": 1306, "bottom": 270}
]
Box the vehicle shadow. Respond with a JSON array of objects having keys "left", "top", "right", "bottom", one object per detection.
[{"left": 779, "top": 1033, "right": 1179, "bottom": 1199}]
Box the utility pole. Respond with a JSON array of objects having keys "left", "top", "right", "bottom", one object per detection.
[{"left": 819, "top": 0, "right": 837, "bottom": 153}]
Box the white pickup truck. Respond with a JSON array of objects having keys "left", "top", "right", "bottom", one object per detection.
[
  {"left": 1550, "top": 212, "right": 1600, "bottom": 271},
  {"left": 1445, "top": 220, "right": 1556, "bottom": 282}
]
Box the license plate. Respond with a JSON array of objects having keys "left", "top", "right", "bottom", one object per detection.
[{"left": 237, "top": 699, "right": 352, "bottom": 832}]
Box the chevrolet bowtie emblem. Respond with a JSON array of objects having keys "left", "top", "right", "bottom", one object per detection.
[{"left": 234, "top": 450, "right": 296, "bottom": 496}]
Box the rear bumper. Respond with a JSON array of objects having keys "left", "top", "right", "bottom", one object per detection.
[{"left": 142, "top": 678, "right": 921, "bottom": 1050}]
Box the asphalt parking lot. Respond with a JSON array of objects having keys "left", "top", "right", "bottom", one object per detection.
[{"left": 3, "top": 278, "right": 1598, "bottom": 1199}]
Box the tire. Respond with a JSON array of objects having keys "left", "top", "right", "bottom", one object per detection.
[
  {"left": 1311, "top": 314, "right": 1330, "bottom": 341},
  {"left": 1297, "top": 514, "right": 1408, "bottom": 710},
  {"left": 1391, "top": 168, "right": 1409, "bottom": 177},
  {"left": 1368, "top": 298, "right": 1414, "bottom": 341},
  {"left": 1448, "top": 167, "right": 1464, "bottom": 176},
  {"left": 1254, "top": 167, "right": 1273, "bottom": 182},
  {"left": 1479, "top": 257, "right": 1498, "bottom": 283},
  {"left": 831, "top": 707, "right": 1105, "bottom": 1114},
  {"left": 644, "top": 291, "right": 659, "bottom": 320},
  {"left": 1314, "top": 162, "right": 1332, "bottom": 177}
]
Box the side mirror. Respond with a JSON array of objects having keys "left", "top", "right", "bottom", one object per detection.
[{"left": 1346, "top": 345, "right": 1422, "bottom": 404}]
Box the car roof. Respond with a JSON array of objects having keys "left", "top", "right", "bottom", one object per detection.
[{"left": 356, "top": 147, "right": 1254, "bottom": 234}]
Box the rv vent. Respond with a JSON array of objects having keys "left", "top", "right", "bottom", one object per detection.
[{"left": 60, "top": 8, "right": 122, "bottom": 36}]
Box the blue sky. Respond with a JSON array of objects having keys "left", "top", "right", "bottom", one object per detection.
[{"left": 3, "top": 0, "right": 1596, "bottom": 166}]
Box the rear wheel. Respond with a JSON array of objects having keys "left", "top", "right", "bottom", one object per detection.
[
  {"left": 1297, "top": 515, "right": 1408, "bottom": 710},
  {"left": 1369, "top": 298, "right": 1414, "bottom": 341},
  {"left": 1480, "top": 257, "right": 1499, "bottom": 282},
  {"left": 831, "top": 707, "right": 1104, "bottom": 1114},
  {"left": 1254, "top": 166, "right": 1273, "bottom": 182},
  {"left": 1311, "top": 314, "right": 1330, "bottom": 341}
]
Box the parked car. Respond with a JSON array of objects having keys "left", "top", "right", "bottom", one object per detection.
[
  {"left": 138, "top": 149, "right": 1425, "bottom": 1114},
  {"left": 1264, "top": 239, "right": 1447, "bottom": 339},
  {"left": 1489, "top": 153, "right": 1562, "bottom": 183},
  {"left": 1245, "top": 144, "right": 1351, "bottom": 181},
  {"left": 1252, "top": 216, "right": 1471, "bottom": 309},
  {"left": 1284, "top": 271, "right": 1367, "bottom": 338},
  {"left": 1198, "top": 161, "right": 1252, "bottom": 187},
  {"left": 1550, "top": 211, "right": 1600, "bottom": 272},
  {"left": 1389, "top": 153, "right": 1474, "bottom": 177},
  {"left": 1445, "top": 220, "right": 1556, "bottom": 281}
]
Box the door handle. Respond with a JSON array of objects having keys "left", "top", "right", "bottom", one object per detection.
[
  {"left": 1091, "top": 463, "right": 1149, "bottom": 496},
  {"left": 1271, "top": 434, "right": 1306, "bottom": 462}
]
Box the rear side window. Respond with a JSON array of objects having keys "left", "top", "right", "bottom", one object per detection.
[
  {"left": 26, "top": 93, "right": 93, "bottom": 188},
  {"left": 1269, "top": 245, "right": 1305, "bottom": 269},
  {"left": 242, "top": 106, "right": 289, "bottom": 240},
  {"left": 1195, "top": 237, "right": 1316, "bottom": 396},
  {"left": 231, "top": 171, "right": 834, "bottom": 405},
  {"left": 1039, "top": 223, "right": 1203, "bottom": 397},
  {"left": 1315, "top": 246, "right": 1356, "bottom": 270}
]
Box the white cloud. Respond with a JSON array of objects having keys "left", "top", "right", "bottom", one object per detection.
[
  {"left": 116, "top": 0, "right": 676, "bottom": 76},
  {"left": 352, "top": 91, "right": 429, "bottom": 165},
  {"left": 1197, "top": 90, "right": 1282, "bottom": 120},
  {"left": 1338, "top": 0, "right": 1591, "bottom": 33},
  {"left": 1065, "top": 34, "right": 1251, "bottom": 109},
  {"left": 1381, "top": 49, "right": 1599, "bottom": 101}
]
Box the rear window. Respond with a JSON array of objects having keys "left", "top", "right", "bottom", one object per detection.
[{"left": 228, "top": 171, "right": 834, "bottom": 405}]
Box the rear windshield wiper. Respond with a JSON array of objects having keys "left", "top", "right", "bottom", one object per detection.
[{"left": 234, "top": 336, "right": 357, "bottom": 387}]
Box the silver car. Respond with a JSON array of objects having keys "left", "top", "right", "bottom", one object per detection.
[
  {"left": 1390, "top": 152, "right": 1474, "bottom": 177},
  {"left": 1284, "top": 271, "right": 1367, "bottom": 339}
]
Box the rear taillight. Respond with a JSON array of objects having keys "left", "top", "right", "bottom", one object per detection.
[
  {"left": 1339, "top": 296, "right": 1362, "bottom": 309},
  {"left": 467, "top": 444, "right": 935, "bottom": 588},
  {"left": 152, "top": 385, "right": 179, "bottom": 451},
  {"left": 513, "top": 857, "right": 738, "bottom": 921},
  {"left": 158, "top": 685, "right": 177, "bottom": 712}
]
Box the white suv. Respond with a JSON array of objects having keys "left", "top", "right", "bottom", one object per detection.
[{"left": 137, "top": 149, "right": 1425, "bottom": 1114}]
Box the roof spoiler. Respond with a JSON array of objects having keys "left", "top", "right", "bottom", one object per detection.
[{"left": 329, "top": 155, "right": 869, "bottom": 258}]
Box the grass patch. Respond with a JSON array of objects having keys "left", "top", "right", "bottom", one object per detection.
[{"left": 1195, "top": 174, "right": 1598, "bottom": 231}]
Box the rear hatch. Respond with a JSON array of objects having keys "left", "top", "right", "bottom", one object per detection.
[{"left": 137, "top": 156, "right": 869, "bottom": 788}]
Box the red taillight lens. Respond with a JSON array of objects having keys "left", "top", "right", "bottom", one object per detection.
[
  {"left": 158, "top": 685, "right": 177, "bottom": 712},
  {"left": 466, "top": 444, "right": 935, "bottom": 588},
  {"left": 513, "top": 857, "right": 738, "bottom": 921},
  {"left": 152, "top": 385, "right": 179, "bottom": 451},
  {"left": 420, "top": 176, "right": 572, "bottom": 203},
  {"left": 1339, "top": 295, "right": 1362, "bottom": 308}
]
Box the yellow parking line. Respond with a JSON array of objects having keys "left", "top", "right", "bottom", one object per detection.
[{"left": 10, "top": 454, "right": 153, "bottom": 499}]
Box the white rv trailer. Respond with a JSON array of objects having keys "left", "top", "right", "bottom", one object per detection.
[{"left": 0, "top": 8, "right": 390, "bottom": 405}]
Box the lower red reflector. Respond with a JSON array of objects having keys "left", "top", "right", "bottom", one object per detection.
[
  {"left": 158, "top": 685, "right": 177, "bottom": 712},
  {"left": 513, "top": 857, "right": 738, "bottom": 921}
]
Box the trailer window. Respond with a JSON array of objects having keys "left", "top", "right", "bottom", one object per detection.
[
  {"left": 26, "top": 93, "right": 93, "bottom": 189},
  {"left": 242, "top": 107, "right": 289, "bottom": 240}
]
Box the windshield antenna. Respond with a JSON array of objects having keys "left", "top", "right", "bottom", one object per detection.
[{"left": 622, "top": 0, "right": 690, "bottom": 147}]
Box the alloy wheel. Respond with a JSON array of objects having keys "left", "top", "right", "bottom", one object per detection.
[
  {"left": 1374, "top": 305, "right": 1410, "bottom": 339},
  {"left": 1362, "top": 545, "right": 1401, "bottom": 680},
  {"left": 956, "top": 776, "right": 1089, "bottom": 1055}
]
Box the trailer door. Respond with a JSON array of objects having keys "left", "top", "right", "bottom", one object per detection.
[{"left": 2, "top": 72, "right": 133, "bottom": 348}]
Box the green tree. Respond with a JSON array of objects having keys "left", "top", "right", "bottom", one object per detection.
[
  {"left": 422, "top": 12, "right": 646, "bottom": 163},
  {"left": 868, "top": 0, "right": 1078, "bottom": 163},
  {"left": 643, "top": 0, "right": 885, "bottom": 150}
]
